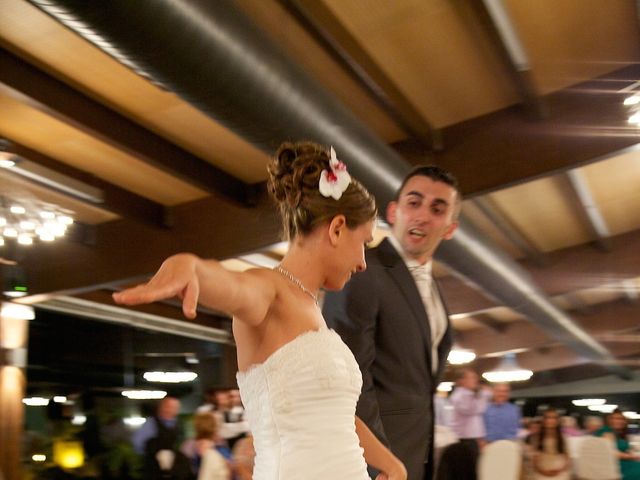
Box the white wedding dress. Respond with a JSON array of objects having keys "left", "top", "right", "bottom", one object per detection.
[{"left": 236, "top": 328, "right": 370, "bottom": 479}]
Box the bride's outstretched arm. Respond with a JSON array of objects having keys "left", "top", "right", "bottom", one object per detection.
[
  {"left": 113, "top": 253, "right": 276, "bottom": 325},
  {"left": 355, "top": 416, "right": 406, "bottom": 480}
]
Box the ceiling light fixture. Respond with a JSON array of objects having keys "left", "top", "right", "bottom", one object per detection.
[
  {"left": 22, "top": 397, "right": 50, "bottom": 406},
  {"left": 143, "top": 371, "right": 198, "bottom": 383},
  {"left": 1, "top": 195, "right": 74, "bottom": 246},
  {"left": 124, "top": 416, "right": 147, "bottom": 427},
  {"left": 588, "top": 404, "right": 618, "bottom": 413},
  {"left": 447, "top": 347, "right": 476, "bottom": 365},
  {"left": 481, "top": 352, "right": 533, "bottom": 382},
  {"left": 572, "top": 398, "right": 606, "bottom": 407},
  {"left": 0, "top": 139, "right": 17, "bottom": 169},
  {"left": 437, "top": 382, "right": 454, "bottom": 392},
  {"left": 624, "top": 95, "right": 640, "bottom": 106},
  {"left": 121, "top": 390, "right": 167, "bottom": 400}
]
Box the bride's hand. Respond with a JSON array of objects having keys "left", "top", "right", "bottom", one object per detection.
[{"left": 112, "top": 253, "right": 200, "bottom": 318}]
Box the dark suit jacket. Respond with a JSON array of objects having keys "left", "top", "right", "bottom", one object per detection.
[{"left": 323, "top": 238, "right": 453, "bottom": 480}]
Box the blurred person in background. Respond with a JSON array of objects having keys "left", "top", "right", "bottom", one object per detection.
[
  {"left": 132, "top": 397, "right": 192, "bottom": 480},
  {"left": 483, "top": 383, "right": 521, "bottom": 442},
  {"left": 595, "top": 410, "right": 640, "bottom": 480},
  {"left": 182, "top": 412, "right": 232, "bottom": 480},
  {"left": 530, "top": 408, "right": 570, "bottom": 480},
  {"left": 449, "top": 369, "right": 492, "bottom": 450},
  {"left": 583, "top": 415, "right": 604, "bottom": 435},
  {"left": 447, "top": 369, "right": 492, "bottom": 480},
  {"left": 197, "top": 388, "right": 248, "bottom": 450},
  {"left": 560, "top": 416, "right": 582, "bottom": 437},
  {"left": 231, "top": 432, "right": 255, "bottom": 480}
]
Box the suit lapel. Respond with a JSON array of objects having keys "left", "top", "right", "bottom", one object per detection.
[{"left": 377, "top": 239, "right": 433, "bottom": 361}]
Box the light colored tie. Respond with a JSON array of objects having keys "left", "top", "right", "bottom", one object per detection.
[{"left": 409, "top": 265, "right": 444, "bottom": 374}]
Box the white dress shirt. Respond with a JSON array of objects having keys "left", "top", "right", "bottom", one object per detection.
[{"left": 388, "top": 235, "right": 448, "bottom": 374}]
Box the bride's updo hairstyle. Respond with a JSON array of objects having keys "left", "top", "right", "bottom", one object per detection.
[{"left": 268, "top": 141, "right": 377, "bottom": 241}]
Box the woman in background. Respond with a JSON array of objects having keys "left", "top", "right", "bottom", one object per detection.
[
  {"left": 595, "top": 409, "right": 640, "bottom": 480},
  {"left": 181, "top": 412, "right": 231, "bottom": 480},
  {"left": 531, "top": 409, "right": 570, "bottom": 480}
]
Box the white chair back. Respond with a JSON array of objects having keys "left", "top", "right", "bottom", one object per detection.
[
  {"left": 478, "top": 440, "right": 522, "bottom": 480},
  {"left": 575, "top": 436, "right": 621, "bottom": 480},
  {"left": 566, "top": 435, "right": 586, "bottom": 460}
]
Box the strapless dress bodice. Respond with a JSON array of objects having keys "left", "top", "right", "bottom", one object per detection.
[{"left": 236, "top": 328, "right": 369, "bottom": 479}]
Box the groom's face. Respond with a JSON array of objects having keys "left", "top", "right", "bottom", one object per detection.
[{"left": 386, "top": 175, "right": 458, "bottom": 264}]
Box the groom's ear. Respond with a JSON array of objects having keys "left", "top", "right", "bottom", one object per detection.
[
  {"left": 386, "top": 201, "right": 397, "bottom": 226},
  {"left": 328, "top": 215, "right": 347, "bottom": 246}
]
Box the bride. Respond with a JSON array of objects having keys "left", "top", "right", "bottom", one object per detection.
[{"left": 114, "top": 141, "right": 407, "bottom": 480}]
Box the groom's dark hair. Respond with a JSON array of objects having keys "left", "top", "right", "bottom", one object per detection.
[
  {"left": 395, "top": 165, "right": 460, "bottom": 200},
  {"left": 395, "top": 165, "right": 462, "bottom": 219}
]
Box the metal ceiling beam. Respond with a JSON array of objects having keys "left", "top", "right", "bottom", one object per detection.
[
  {"left": 564, "top": 169, "right": 612, "bottom": 251},
  {"left": 276, "top": 0, "right": 441, "bottom": 149},
  {"left": 27, "top": 0, "right": 629, "bottom": 377},
  {"left": 0, "top": 48, "right": 249, "bottom": 204},
  {"left": 6, "top": 141, "right": 168, "bottom": 228},
  {"left": 472, "top": 196, "right": 547, "bottom": 266}
]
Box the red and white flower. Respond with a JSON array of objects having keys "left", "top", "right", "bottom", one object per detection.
[{"left": 319, "top": 147, "right": 351, "bottom": 200}]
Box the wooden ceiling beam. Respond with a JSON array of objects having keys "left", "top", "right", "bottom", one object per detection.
[
  {"left": 456, "top": 298, "right": 640, "bottom": 357},
  {"left": 438, "top": 275, "right": 499, "bottom": 314},
  {"left": 6, "top": 141, "right": 167, "bottom": 228},
  {"left": 393, "top": 64, "right": 640, "bottom": 197},
  {"left": 562, "top": 170, "right": 612, "bottom": 251},
  {"left": 472, "top": 341, "right": 640, "bottom": 376},
  {"left": 19, "top": 191, "right": 281, "bottom": 296},
  {"left": 439, "top": 226, "right": 640, "bottom": 315},
  {"left": 0, "top": 47, "right": 249, "bottom": 203},
  {"left": 279, "top": 0, "right": 441, "bottom": 149},
  {"left": 463, "top": 0, "right": 547, "bottom": 119},
  {"left": 522, "top": 227, "right": 640, "bottom": 296}
]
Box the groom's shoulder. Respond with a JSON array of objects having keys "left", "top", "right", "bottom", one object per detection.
[{"left": 365, "top": 238, "right": 399, "bottom": 267}]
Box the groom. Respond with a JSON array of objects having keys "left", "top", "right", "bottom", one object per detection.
[{"left": 324, "top": 165, "right": 460, "bottom": 480}]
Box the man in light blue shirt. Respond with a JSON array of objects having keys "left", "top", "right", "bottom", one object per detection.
[{"left": 483, "top": 383, "right": 521, "bottom": 442}]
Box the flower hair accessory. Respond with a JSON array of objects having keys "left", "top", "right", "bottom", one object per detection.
[{"left": 319, "top": 147, "right": 351, "bottom": 200}]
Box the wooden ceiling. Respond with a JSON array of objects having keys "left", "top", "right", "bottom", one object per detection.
[{"left": 1, "top": 0, "right": 639, "bottom": 394}]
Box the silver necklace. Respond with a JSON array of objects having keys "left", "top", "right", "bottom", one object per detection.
[{"left": 274, "top": 265, "right": 318, "bottom": 305}]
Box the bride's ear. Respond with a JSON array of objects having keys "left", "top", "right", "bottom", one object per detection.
[{"left": 328, "top": 215, "right": 347, "bottom": 247}]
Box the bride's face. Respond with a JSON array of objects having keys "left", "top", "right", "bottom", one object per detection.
[{"left": 324, "top": 219, "right": 375, "bottom": 290}]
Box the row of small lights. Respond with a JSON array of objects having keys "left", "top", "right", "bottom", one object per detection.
[
  {"left": 0, "top": 154, "right": 74, "bottom": 246},
  {"left": 0, "top": 205, "right": 73, "bottom": 246},
  {"left": 22, "top": 395, "right": 148, "bottom": 435}
]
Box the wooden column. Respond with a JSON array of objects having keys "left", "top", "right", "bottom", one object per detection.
[{"left": 0, "top": 302, "right": 32, "bottom": 480}]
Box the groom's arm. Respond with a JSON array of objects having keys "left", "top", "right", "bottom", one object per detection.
[{"left": 323, "top": 271, "right": 389, "bottom": 446}]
